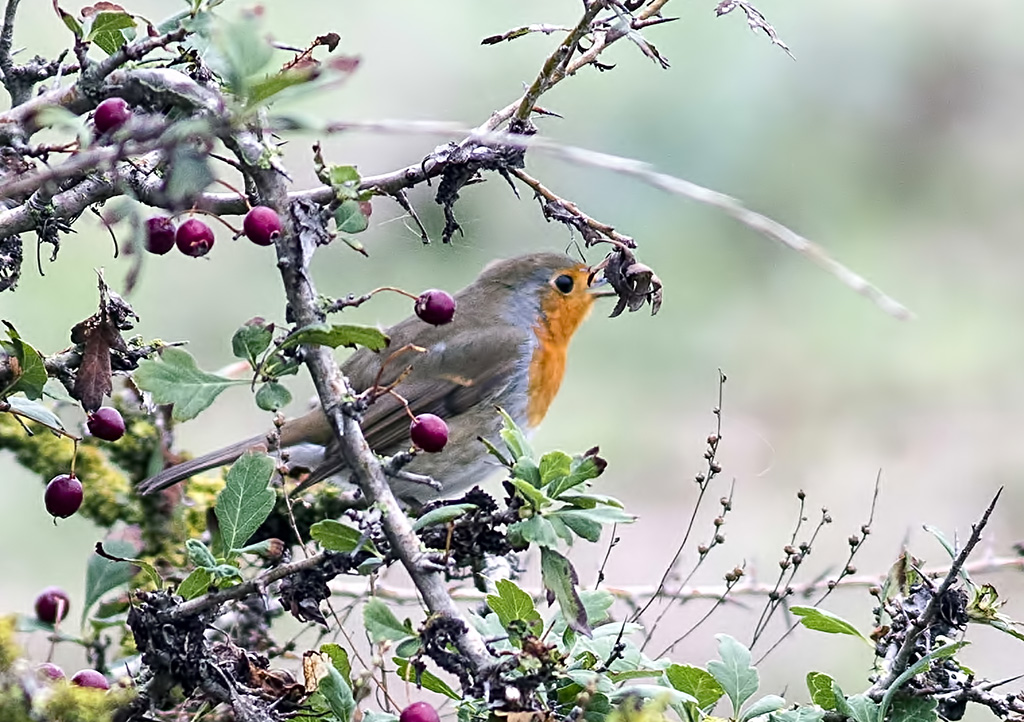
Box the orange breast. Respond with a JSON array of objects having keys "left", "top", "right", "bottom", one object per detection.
[{"left": 526, "top": 275, "right": 595, "bottom": 427}]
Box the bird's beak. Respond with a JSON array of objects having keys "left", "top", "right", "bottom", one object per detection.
[{"left": 586, "top": 271, "right": 616, "bottom": 298}]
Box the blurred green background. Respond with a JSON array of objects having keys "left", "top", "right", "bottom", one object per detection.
[{"left": 4, "top": 0, "right": 1024, "bottom": 714}]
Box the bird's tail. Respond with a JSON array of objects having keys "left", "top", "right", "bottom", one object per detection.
[{"left": 135, "top": 435, "right": 267, "bottom": 495}]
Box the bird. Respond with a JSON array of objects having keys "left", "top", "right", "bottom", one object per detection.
[{"left": 136, "top": 252, "right": 603, "bottom": 504}]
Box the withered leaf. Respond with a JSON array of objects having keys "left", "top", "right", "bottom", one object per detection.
[{"left": 71, "top": 271, "right": 138, "bottom": 411}]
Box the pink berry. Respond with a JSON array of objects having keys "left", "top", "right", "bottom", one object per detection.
[
  {"left": 414, "top": 289, "right": 456, "bottom": 326},
  {"left": 144, "top": 216, "right": 176, "bottom": 255},
  {"left": 94, "top": 98, "right": 131, "bottom": 134},
  {"left": 409, "top": 414, "right": 448, "bottom": 453},
  {"left": 87, "top": 406, "right": 125, "bottom": 441},
  {"left": 37, "top": 662, "right": 65, "bottom": 681},
  {"left": 34, "top": 587, "right": 71, "bottom": 624},
  {"left": 44, "top": 474, "right": 83, "bottom": 519},
  {"left": 400, "top": 702, "right": 440, "bottom": 722},
  {"left": 243, "top": 206, "right": 282, "bottom": 246},
  {"left": 71, "top": 669, "right": 109, "bottom": 690},
  {"left": 175, "top": 218, "right": 215, "bottom": 257}
]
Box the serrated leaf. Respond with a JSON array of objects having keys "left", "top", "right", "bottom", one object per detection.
[
  {"left": 394, "top": 657, "right": 460, "bottom": 700},
  {"left": 888, "top": 695, "right": 937, "bottom": 722},
  {"left": 334, "top": 200, "right": 369, "bottom": 234},
  {"left": 707, "top": 634, "right": 759, "bottom": 717},
  {"left": 510, "top": 478, "right": 551, "bottom": 510},
  {"left": 83, "top": 538, "right": 138, "bottom": 623},
  {"left": 665, "top": 665, "right": 725, "bottom": 710},
  {"left": 310, "top": 519, "right": 378, "bottom": 555},
  {"left": 255, "top": 381, "right": 292, "bottom": 411},
  {"left": 319, "top": 663, "right": 355, "bottom": 722},
  {"left": 541, "top": 547, "right": 590, "bottom": 637},
  {"left": 363, "top": 598, "right": 413, "bottom": 643},
  {"left": 790, "top": 606, "right": 870, "bottom": 644},
  {"left": 320, "top": 643, "right": 352, "bottom": 688},
  {"left": 548, "top": 450, "right": 607, "bottom": 499},
  {"left": 3, "top": 396, "right": 64, "bottom": 430},
  {"left": 231, "top": 320, "right": 273, "bottom": 366},
  {"left": 411, "top": 503, "right": 478, "bottom": 531},
  {"left": 2, "top": 323, "right": 47, "bottom": 399},
  {"left": 280, "top": 323, "right": 389, "bottom": 352},
  {"left": 771, "top": 709, "right": 825, "bottom": 722},
  {"left": 539, "top": 450, "right": 572, "bottom": 486},
  {"left": 510, "top": 515, "right": 560, "bottom": 549},
  {"left": 487, "top": 578, "right": 542, "bottom": 635},
  {"left": 86, "top": 11, "right": 135, "bottom": 55},
  {"left": 742, "top": 694, "right": 786, "bottom": 721},
  {"left": 215, "top": 452, "right": 276, "bottom": 552},
  {"left": 834, "top": 692, "right": 879, "bottom": 722},
  {"left": 806, "top": 672, "right": 836, "bottom": 710},
  {"left": 177, "top": 568, "right": 213, "bottom": 600},
  {"left": 134, "top": 347, "right": 245, "bottom": 421}
]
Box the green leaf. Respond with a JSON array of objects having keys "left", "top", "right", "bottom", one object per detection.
[
  {"left": 498, "top": 408, "right": 533, "bottom": 460},
  {"left": 363, "top": 712, "right": 400, "bottom": 722},
  {"left": 134, "top": 347, "right": 245, "bottom": 422},
  {"left": 280, "top": 323, "right": 389, "bottom": 352},
  {"left": 922, "top": 525, "right": 972, "bottom": 584},
  {"left": 790, "top": 606, "right": 871, "bottom": 644},
  {"left": 806, "top": 672, "right": 836, "bottom": 710},
  {"left": 541, "top": 547, "right": 590, "bottom": 637},
  {"left": 215, "top": 452, "right": 276, "bottom": 552},
  {"left": 206, "top": 12, "right": 275, "bottom": 97},
  {"left": 53, "top": 2, "right": 83, "bottom": 36},
  {"left": 513, "top": 457, "right": 542, "bottom": 487},
  {"left": 539, "top": 450, "right": 572, "bottom": 486},
  {"left": 510, "top": 515, "right": 560, "bottom": 549},
  {"left": 185, "top": 539, "right": 218, "bottom": 568},
  {"left": 310, "top": 519, "right": 378, "bottom": 555},
  {"left": 742, "top": 695, "right": 786, "bottom": 721},
  {"left": 177, "top": 568, "right": 213, "bottom": 600},
  {"left": 320, "top": 643, "right": 352, "bottom": 688},
  {"left": 707, "top": 634, "right": 759, "bottom": 717},
  {"left": 333, "top": 200, "right": 369, "bottom": 234},
  {"left": 2, "top": 322, "right": 47, "bottom": 400},
  {"left": 487, "top": 578, "right": 542, "bottom": 635},
  {"left": 888, "top": 695, "right": 938, "bottom": 722},
  {"left": 510, "top": 478, "right": 551, "bottom": 510},
  {"left": 231, "top": 320, "right": 273, "bottom": 366},
  {"left": 245, "top": 66, "right": 319, "bottom": 109},
  {"left": 547, "top": 449, "right": 607, "bottom": 499},
  {"left": 552, "top": 509, "right": 601, "bottom": 542},
  {"left": 834, "top": 692, "right": 879, "bottom": 722},
  {"left": 395, "top": 636, "right": 421, "bottom": 658},
  {"left": 3, "top": 396, "right": 64, "bottom": 430},
  {"left": 164, "top": 145, "right": 215, "bottom": 207},
  {"left": 393, "top": 657, "right": 460, "bottom": 700},
  {"left": 319, "top": 662, "right": 355, "bottom": 722},
  {"left": 83, "top": 538, "right": 139, "bottom": 623},
  {"left": 665, "top": 665, "right": 725, "bottom": 710},
  {"left": 86, "top": 11, "right": 135, "bottom": 55},
  {"left": 553, "top": 507, "right": 636, "bottom": 536},
  {"left": 255, "top": 381, "right": 292, "bottom": 411},
  {"left": 411, "top": 503, "right": 478, "bottom": 531},
  {"left": 771, "top": 709, "right": 825, "bottom": 722},
  {"left": 318, "top": 164, "right": 363, "bottom": 202},
  {"left": 878, "top": 641, "right": 967, "bottom": 721},
  {"left": 363, "top": 598, "right": 413, "bottom": 643}
]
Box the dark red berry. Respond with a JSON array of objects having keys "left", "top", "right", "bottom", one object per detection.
[
  {"left": 414, "top": 289, "right": 456, "bottom": 326},
  {"left": 71, "top": 669, "right": 109, "bottom": 690},
  {"left": 34, "top": 587, "right": 70, "bottom": 624},
  {"left": 94, "top": 98, "right": 131, "bottom": 134},
  {"left": 37, "top": 662, "right": 65, "bottom": 681},
  {"left": 87, "top": 406, "right": 125, "bottom": 441},
  {"left": 409, "top": 414, "right": 448, "bottom": 453},
  {"left": 144, "top": 216, "right": 176, "bottom": 255},
  {"left": 175, "top": 218, "right": 215, "bottom": 257},
  {"left": 400, "top": 702, "right": 440, "bottom": 722},
  {"left": 44, "top": 474, "right": 83, "bottom": 519},
  {"left": 243, "top": 206, "right": 282, "bottom": 246}
]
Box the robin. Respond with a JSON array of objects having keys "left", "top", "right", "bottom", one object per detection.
[{"left": 137, "top": 252, "right": 603, "bottom": 504}]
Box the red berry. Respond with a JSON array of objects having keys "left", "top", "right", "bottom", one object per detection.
[
  {"left": 409, "top": 414, "right": 448, "bottom": 453},
  {"left": 71, "top": 669, "right": 109, "bottom": 690},
  {"left": 34, "top": 587, "right": 71, "bottom": 624},
  {"left": 175, "top": 218, "right": 215, "bottom": 257},
  {"left": 400, "top": 702, "right": 440, "bottom": 722},
  {"left": 94, "top": 98, "right": 131, "bottom": 134},
  {"left": 243, "top": 206, "right": 282, "bottom": 246},
  {"left": 44, "top": 474, "right": 83, "bottom": 519},
  {"left": 37, "top": 662, "right": 65, "bottom": 681},
  {"left": 87, "top": 406, "right": 125, "bottom": 441},
  {"left": 414, "top": 289, "right": 456, "bottom": 326},
  {"left": 144, "top": 216, "right": 176, "bottom": 255}
]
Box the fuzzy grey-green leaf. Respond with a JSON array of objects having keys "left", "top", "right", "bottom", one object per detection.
[{"left": 134, "top": 347, "right": 244, "bottom": 421}]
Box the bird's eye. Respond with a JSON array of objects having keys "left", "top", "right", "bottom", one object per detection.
[{"left": 554, "top": 274, "right": 574, "bottom": 294}]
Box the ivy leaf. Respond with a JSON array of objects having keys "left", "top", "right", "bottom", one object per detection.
[
  {"left": 394, "top": 657, "right": 460, "bottom": 700},
  {"left": 177, "top": 568, "right": 213, "bottom": 600},
  {"left": 487, "top": 578, "right": 542, "bottom": 636},
  {"left": 665, "top": 664, "right": 725, "bottom": 710},
  {"left": 790, "top": 606, "right": 871, "bottom": 645},
  {"left": 707, "top": 634, "right": 759, "bottom": 717},
  {"left": 215, "top": 452, "right": 276, "bottom": 552},
  {"left": 363, "top": 598, "right": 414, "bottom": 643},
  {"left": 541, "top": 547, "right": 590, "bottom": 637},
  {"left": 83, "top": 537, "right": 139, "bottom": 623},
  {"left": 806, "top": 671, "right": 837, "bottom": 710},
  {"left": 310, "top": 519, "right": 378, "bottom": 555},
  {"left": 280, "top": 323, "right": 389, "bottom": 352},
  {"left": 255, "top": 381, "right": 292, "bottom": 411},
  {"left": 135, "top": 347, "right": 245, "bottom": 421},
  {"left": 231, "top": 318, "right": 273, "bottom": 367}
]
